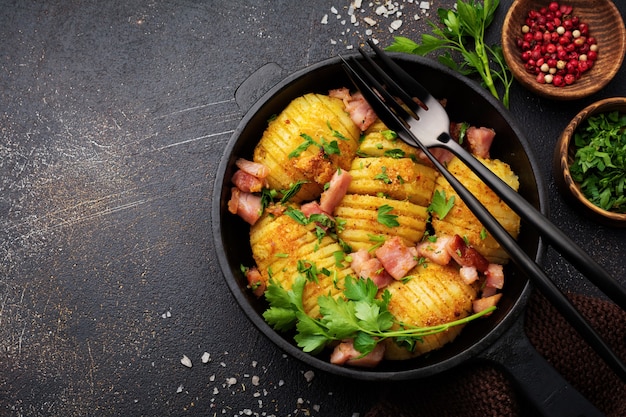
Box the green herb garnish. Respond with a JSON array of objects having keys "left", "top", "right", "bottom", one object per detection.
[
  {"left": 262, "top": 276, "right": 496, "bottom": 355},
  {"left": 569, "top": 111, "right": 626, "bottom": 213},
  {"left": 377, "top": 204, "right": 400, "bottom": 227},
  {"left": 428, "top": 189, "right": 456, "bottom": 219},
  {"left": 386, "top": 0, "right": 512, "bottom": 108}
]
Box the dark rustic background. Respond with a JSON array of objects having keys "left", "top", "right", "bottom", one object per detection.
[{"left": 1, "top": 1, "right": 624, "bottom": 416}]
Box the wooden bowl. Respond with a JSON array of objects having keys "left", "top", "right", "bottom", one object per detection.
[
  {"left": 554, "top": 97, "right": 626, "bottom": 226},
  {"left": 502, "top": 0, "right": 626, "bottom": 100}
]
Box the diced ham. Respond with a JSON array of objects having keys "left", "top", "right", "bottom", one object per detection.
[
  {"left": 481, "top": 285, "right": 498, "bottom": 298},
  {"left": 375, "top": 236, "right": 418, "bottom": 280},
  {"left": 329, "top": 340, "right": 385, "bottom": 367},
  {"left": 416, "top": 235, "right": 452, "bottom": 266},
  {"left": 350, "top": 249, "right": 394, "bottom": 289},
  {"left": 417, "top": 147, "right": 456, "bottom": 166},
  {"left": 337, "top": 90, "right": 378, "bottom": 132},
  {"left": 349, "top": 249, "right": 371, "bottom": 276},
  {"left": 245, "top": 266, "right": 266, "bottom": 297},
  {"left": 319, "top": 170, "right": 352, "bottom": 214},
  {"left": 445, "top": 234, "right": 490, "bottom": 272},
  {"left": 473, "top": 293, "right": 502, "bottom": 314},
  {"left": 459, "top": 266, "right": 479, "bottom": 285},
  {"left": 485, "top": 263, "right": 504, "bottom": 290},
  {"left": 466, "top": 126, "right": 495, "bottom": 159},
  {"left": 235, "top": 158, "right": 269, "bottom": 179},
  {"left": 232, "top": 169, "right": 265, "bottom": 193},
  {"left": 228, "top": 187, "right": 263, "bottom": 225},
  {"left": 301, "top": 201, "right": 326, "bottom": 217},
  {"left": 328, "top": 87, "right": 351, "bottom": 101}
]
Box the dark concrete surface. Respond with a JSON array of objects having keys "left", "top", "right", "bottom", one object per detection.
[{"left": 1, "top": 1, "right": 624, "bottom": 416}]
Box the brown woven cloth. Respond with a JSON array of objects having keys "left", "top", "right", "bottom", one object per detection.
[{"left": 364, "top": 291, "right": 626, "bottom": 417}]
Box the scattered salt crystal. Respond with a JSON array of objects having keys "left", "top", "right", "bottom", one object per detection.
[
  {"left": 350, "top": 14, "right": 357, "bottom": 24},
  {"left": 375, "top": 5, "right": 386, "bottom": 15},
  {"left": 363, "top": 17, "right": 376, "bottom": 26},
  {"left": 366, "top": 29, "right": 373, "bottom": 35},
  {"left": 213, "top": 387, "right": 219, "bottom": 395},
  {"left": 353, "top": 0, "right": 362, "bottom": 8},
  {"left": 420, "top": 1, "right": 430, "bottom": 10},
  {"left": 161, "top": 310, "right": 171, "bottom": 318},
  {"left": 226, "top": 377, "right": 237, "bottom": 387},
  {"left": 251, "top": 361, "right": 258, "bottom": 368},
  {"left": 252, "top": 375, "right": 260, "bottom": 386},
  {"left": 180, "top": 355, "right": 192, "bottom": 368},
  {"left": 201, "top": 352, "right": 211, "bottom": 363},
  {"left": 313, "top": 404, "right": 321, "bottom": 412},
  {"left": 321, "top": 14, "right": 328, "bottom": 24},
  {"left": 278, "top": 379, "right": 285, "bottom": 386},
  {"left": 176, "top": 385, "right": 184, "bottom": 393},
  {"left": 303, "top": 370, "right": 315, "bottom": 382},
  {"left": 297, "top": 398, "right": 304, "bottom": 405},
  {"left": 331, "top": 6, "right": 338, "bottom": 14},
  {"left": 390, "top": 19, "right": 403, "bottom": 31}
]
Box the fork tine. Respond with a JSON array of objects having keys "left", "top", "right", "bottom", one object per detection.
[
  {"left": 340, "top": 56, "right": 414, "bottom": 134},
  {"left": 357, "top": 47, "right": 422, "bottom": 117},
  {"left": 365, "top": 39, "right": 431, "bottom": 106}
]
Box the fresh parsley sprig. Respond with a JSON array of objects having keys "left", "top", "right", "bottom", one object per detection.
[
  {"left": 387, "top": 0, "right": 512, "bottom": 108},
  {"left": 263, "top": 275, "right": 496, "bottom": 355}
]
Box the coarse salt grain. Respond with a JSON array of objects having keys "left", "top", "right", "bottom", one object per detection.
[
  {"left": 303, "top": 370, "right": 315, "bottom": 382},
  {"left": 363, "top": 17, "right": 376, "bottom": 26},
  {"left": 390, "top": 19, "right": 402, "bottom": 30},
  {"left": 176, "top": 385, "right": 184, "bottom": 393},
  {"left": 201, "top": 352, "right": 211, "bottom": 363},
  {"left": 420, "top": 1, "right": 430, "bottom": 9},
  {"left": 321, "top": 14, "right": 328, "bottom": 24},
  {"left": 180, "top": 355, "right": 192, "bottom": 368}
]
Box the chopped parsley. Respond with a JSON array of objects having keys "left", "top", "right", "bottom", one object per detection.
[
  {"left": 428, "top": 189, "right": 455, "bottom": 219},
  {"left": 377, "top": 204, "right": 400, "bottom": 228}
]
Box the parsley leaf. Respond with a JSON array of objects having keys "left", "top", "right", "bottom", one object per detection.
[
  {"left": 387, "top": 0, "right": 512, "bottom": 108},
  {"left": 377, "top": 204, "right": 400, "bottom": 227},
  {"left": 263, "top": 276, "right": 496, "bottom": 356},
  {"left": 428, "top": 189, "right": 455, "bottom": 219}
]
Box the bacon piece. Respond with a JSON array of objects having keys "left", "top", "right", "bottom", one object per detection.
[
  {"left": 459, "top": 266, "right": 479, "bottom": 285},
  {"left": 228, "top": 187, "right": 263, "bottom": 225},
  {"left": 350, "top": 249, "right": 394, "bottom": 289},
  {"left": 319, "top": 170, "right": 352, "bottom": 214},
  {"left": 235, "top": 158, "right": 269, "bottom": 178},
  {"left": 416, "top": 235, "right": 452, "bottom": 266},
  {"left": 245, "top": 266, "right": 266, "bottom": 297},
  {"left": 485, "top": 263, "right": 504, "bottom": 290},
  {"left": 473, "top": 294, "right": 502, "bottom": 314},
  {"left": 417, "top": 147, "right": 456, "bottom": 166},
  {"left": 445, "top": 234, "right": 490, "bottom": 272},
  {"left": 232, "top": 169, "right": 265, "bottom": 193},
  {"left": 343, "top": 91, "right": 378, "bottom": 131},
  {"left": 466, "top": 126, "right": 495, "bottom": 159},
  {"left": 330, "top": 340, "right": 385, "bottom": 367},
  {"left": 375, "top": 236, "right": 418, "bottom": 280},
  {"left": 328, "top": 87, "right": 351, "bottom": 101},
  {"left": 300, "top": 201, "right": 326, "bottom": 217}
]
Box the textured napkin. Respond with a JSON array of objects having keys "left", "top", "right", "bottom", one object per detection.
[{"left": 364, "top": 291, "right": 626, "bottom": 417}]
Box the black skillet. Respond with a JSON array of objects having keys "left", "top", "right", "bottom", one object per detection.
[{"left": 212, "top": 54, "right": 605, "bottom": 416}]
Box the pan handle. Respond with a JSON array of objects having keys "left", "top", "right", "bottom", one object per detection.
[
  {"left": 478, "top": 313, "right": 604, "bottom": 417},
  {"left": 234, "top": 62, "right": 285, "bottom": 112}
]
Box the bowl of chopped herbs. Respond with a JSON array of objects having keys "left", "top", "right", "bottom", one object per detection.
[{"left": 555, "top": 97, "right": 626, "bottom": 226}]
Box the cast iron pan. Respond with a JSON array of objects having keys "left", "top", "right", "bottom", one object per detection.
[{"left": 212, "top": 54, "right": 605, "bottom": 416}]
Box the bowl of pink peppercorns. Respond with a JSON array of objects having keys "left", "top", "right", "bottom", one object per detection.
[{"left": 502, "top": 0, "right": 626, "bottom": 100}]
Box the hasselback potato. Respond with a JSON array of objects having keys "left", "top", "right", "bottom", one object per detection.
[
  {"left": 252, "top": 93, "right": 361, "bottom": 202},
  {"left": 383, "top": 262, "right": 479, "bottom": 359},
  {"left": 432, "top": 156, "right": 521, "bottom": 264}
]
